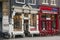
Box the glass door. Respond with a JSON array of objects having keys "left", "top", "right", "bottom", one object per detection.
[
  {"left": 24, "top": 20, "right": 29, "bottom": 31},
  {"left": 41, "top": 21, "right": 46, "bottom": 30},
  {"left": 41, "top": 14, "right": 52, "bottom": 31}
]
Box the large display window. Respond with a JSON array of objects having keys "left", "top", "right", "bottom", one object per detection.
[
  {"left": 30, "top": 14, "right": 37, "bottom": 30},
  {"left": 14, "top": 14, "right": 22, "bottom": 31}
]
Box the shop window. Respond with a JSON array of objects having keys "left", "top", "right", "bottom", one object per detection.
[
  {"left": 46, "top": 14, "right": 51, "bottom": 20},
  {"left": 41, "top": 14, "right": 46, "bottom": 20},
  {"left": 51, "top": 14, "right": 56, "bottom": 20},
  {"left": 14, "top": 14, "right": 22, "bottom": 31},
  {"left": 30, "top": 14, "right": 37, "bottom": 28},
  {"left": 51, "top": 0, "right": 56, "bottom": 6},
  {"left": 51, "top": 14, "right": 56, "bottom": 29},
  {"left": 42, "top": 0, "right": 48, "bottom": 4},
  {"left": 28, "top": 0, "right": 36, "bottom": 5},
  {"left": 41, "top": 14, "right": 51, "bottom": 20},
  {"left": 16, "top": 0, "right": 25, "bottom": 4}
]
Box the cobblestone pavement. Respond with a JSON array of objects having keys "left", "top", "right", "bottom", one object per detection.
[{"left": 1, "top": 35, "right": 60, "bottom": 40}]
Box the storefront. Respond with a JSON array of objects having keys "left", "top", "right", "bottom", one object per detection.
[
  {"left": 38, "top": 6, "right": 59, "bottom": 35},
  {"left": 9, "top": 5, "right": 39, "bottom": 37}
]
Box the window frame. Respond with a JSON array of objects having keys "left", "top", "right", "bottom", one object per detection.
[
  {"left": 28, "top": 0, "right": 36, "bottom": 5},
  {"left": 51, "top": 0, "right": 56, "bottom": 6},
  {"left": 15, "top": 0, "right": 25, "bottom": 4},
  {"left": 42, "top": 0, "right": 48, "bottom": 5}
]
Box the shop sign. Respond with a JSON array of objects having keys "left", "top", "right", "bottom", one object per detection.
[
  {"left": 42, "top": 10, "right": 58, "bottom": 14},
  {"left": 40, "top": 6, "right": 58, "bottom": 14},
  {"left": 52, "top": 8, "right": 58, "bottom": 11},
  {"left": 40, "top": 6, "right": 52, "bottom": 11},
  {"left": 42, "top": 10, "right": 52, "bottom": 13}
]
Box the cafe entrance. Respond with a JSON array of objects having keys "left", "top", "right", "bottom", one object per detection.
[{"left": 39, "top": 6, "right": 59, "bottom": 35}]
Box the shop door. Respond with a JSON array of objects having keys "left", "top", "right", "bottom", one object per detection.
[
  {"left": 40, "top": 14, "right": 57, "bottom": 35},
  {"left": 41, "top": 20, "right": 51, "bottom": 31},
  {"left": 0, "top": 2, "right": 2, "bottom": 31},
  {"left": 40, "top": 14, "right": 52, "bottom": 34},
  {"left": 24, "top": 20, "right": 29, "bottom": 32}
]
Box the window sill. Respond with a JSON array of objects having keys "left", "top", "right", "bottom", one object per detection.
[
  {"left": 51, "top": 4, "right": 56, "bottom": 6},
  {"left": 42, "top": 3, "right": 49, "bottom": 5},
  {"left": 16, "top": 1, "right": 25, "bottom": 4},
  {"left": 28, "top": 3, "right": 36, "bottom": 5}
]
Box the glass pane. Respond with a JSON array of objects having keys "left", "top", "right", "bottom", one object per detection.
[
  {"left": 41, "top": 21, "right": 46, "bottom": 29},
  {"left": 52, "top": 21, "right": 56, "bottom": 29},
  {"left": 17, "top": 0, "right": 24, "bottom": 2},
  {"left": 41, "top": 14, "right": 46, "bottom": 19},
  {"left": 51, "top": 14, "right": 56, "bottom": 20},
  {"left": 14, "top": 14, "right": 22, "bottom": 31},
  {"left": 30, "top": 14, "right": 37, "bottom": 28},
  {"left": 46, "top": 14, "right": 51, "bottom": 18}
]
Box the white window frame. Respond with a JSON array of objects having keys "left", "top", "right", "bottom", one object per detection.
[
  {"left": 51, "top": 0, "right": 56, "bottom": 6},
  {"left": 42, "top": 0, "right": 48, "bottom": 5},
  {"left": 28, "top": 0, "right": 36, "bottom": 5},
  {"left": 15, "top": 0, "right": 25, "bottom": 4}
]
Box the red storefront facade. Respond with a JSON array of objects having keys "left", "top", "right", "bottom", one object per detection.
[{"left": 38, "top": 5, "right": 59, "bottom": 35}]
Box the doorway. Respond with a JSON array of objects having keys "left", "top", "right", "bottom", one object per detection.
[
  {"left": 24, "top": 20, "right": 29, "bottom": 31},
  {"left": 24, "top": 19, "right": 29, "bottom": 36}
]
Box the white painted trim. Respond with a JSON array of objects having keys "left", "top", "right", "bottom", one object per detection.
[
  {"left": 22, "top": 14, "right": 24, "bottom": 31},
  {"left": 10, "top": 10, "right": 24, "bottom": 36},
  {"left": 14, "top": 8, "right": 23, "bottom": 13},
  {"left": 23, "top": 17, "right": 30, "bottom": 20},
  {"left": 15, "top": 0, "right": 25, "bottom": 4},
  {"left": 12, "top": 11, "right": 16, "bottom": 18},
  {"left": 28, "top": 0, "right": 36, "bottom": 5},
  {"left": 51, "top": 4, "right": 56, "bottom": 6},
  {"left": 30, "top": 10, "right": 38, "bottom": 14},
  {"left": 37, "top": 15, "right": 38, "bottom": 31},
  {"left": 9, "top": 11, "right": 16, "bottom": 34},
  {"left": 29, "top": 14, "right": 30, "bottom": 31},
  {"left": 42, "top": 3, "right": 49, "bottom": 5}
]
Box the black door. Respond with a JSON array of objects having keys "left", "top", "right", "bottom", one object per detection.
[{"left": 0, "top": 2, "right": 2, "bottom": 31}]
